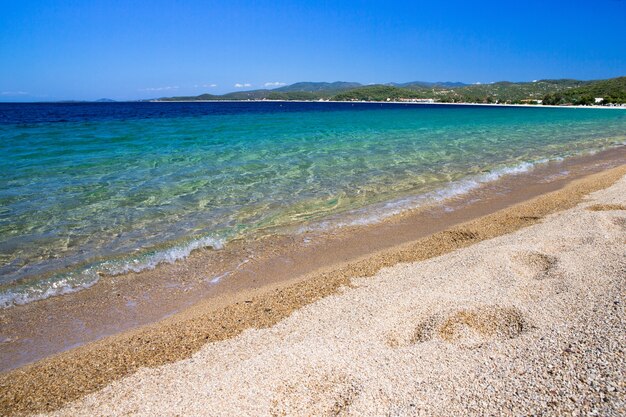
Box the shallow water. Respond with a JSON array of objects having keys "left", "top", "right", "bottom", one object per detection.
[{"left": 1, "top": 102, "right": 625, "bottom": 306}]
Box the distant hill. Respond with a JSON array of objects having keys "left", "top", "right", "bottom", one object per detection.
[
  {"left": 334, "top": 85, "right": 422, "bottom": 101},
  {"left": 220, "top": 90, "right": 272, "bottom": 100},
  {"left": 95, "top": 98, "right": 116, "bottom": 102},
  {"left": 392, "top": 81, "right": 469, "bottom": 89},
  {"left": 440, "top": 79, "right": 591, "bottom": 103},
  {"left": 155, "top": 77, "right": 626, "bottom": 105},
  {"left": 274, "top": 81, "right": 362, "bottom": 93},
  {"left": 543, "top": 77, "right": 626, "bottom": 105},
  {"left": 158, "top": 82, "right": 362, "bottom": 101}
]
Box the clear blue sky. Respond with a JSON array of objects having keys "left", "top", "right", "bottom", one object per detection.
[{"left": 1, "top": 0, "right": 625, "bottom": 101}]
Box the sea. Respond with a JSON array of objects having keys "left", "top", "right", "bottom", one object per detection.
[{"left": 1, "top": 101, "right": 625, "bottom": 307}]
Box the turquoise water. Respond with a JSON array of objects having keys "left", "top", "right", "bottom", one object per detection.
[{"left": 1, "top": 102, "right": 625, "bottom": 306}]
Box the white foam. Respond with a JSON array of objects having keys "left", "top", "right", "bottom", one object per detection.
[
  {"left": 0, "top": 273, "right": 99, "bottom": 308},
  {"left": 480, "top": 161, "right": 534, "bottom": 182},
  {"left": 108, "top": 236, "right": 224, "bottom": 275},
  {"left": 298, "top": 158, "right": 550, "bottom": 233},
  {"left": 208, "top": 271, "right": 231, "bottom": 284},
  {"left": 205, "top": 258, "right": 250, "bottom": 285},
  {"left": 0, "top": 235, "right": 225, "bottom": 308}
]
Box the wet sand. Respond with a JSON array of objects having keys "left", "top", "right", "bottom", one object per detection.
[{"left": 0, "top": 151, "right": 624, "bottom": 415}]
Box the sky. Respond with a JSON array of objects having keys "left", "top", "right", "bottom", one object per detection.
[{"left": 1, "top": 0, "right": 625, "bottom": 101}]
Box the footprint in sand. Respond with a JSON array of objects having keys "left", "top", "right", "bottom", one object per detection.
[
  {"left": 388, "top": 306, "right": 529, "bottom": 348},
  {"left": 585, "top": 204, "right": 626, "bottom": 231},
  {"left": 612, "top": 217, "right": 626, "bottom": 230},
  {"left": 510, "top": 250, "right": 571, "bottom": 303},
  {"left": 432, "top": 306, "right": 527, "bottom": 343},
  {"left": 512, "top": 250, "right": 558, "bottom": 280},
  {"left": 270, "top": 372, "right": 362, "bottom": 417}
]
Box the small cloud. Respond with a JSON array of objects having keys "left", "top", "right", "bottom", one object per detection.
[
  {"left": 139, "top": 86, "right": 179, "bottom": 92},
  {"left": 193, "top": 83, "right": 217, "bottom": 88},
  {"left": 264, "top": 82, "right": 287, "bottom": 87},
  {"left": 234, "top": 83, "right": 252, "bottom": 88},
  {"left": 1, "top": 91, "right": 29, "bottom": 96},
  {"left": 473, "top": 82, "right": 482, "bottom": 85}
]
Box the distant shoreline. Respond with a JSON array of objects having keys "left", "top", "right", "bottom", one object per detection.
[
  {"left": 2, "top": 100, "right": 624, "bottom": 109},
  {"left": 146, "top": 99, "right": 626, "bottom": 109}
]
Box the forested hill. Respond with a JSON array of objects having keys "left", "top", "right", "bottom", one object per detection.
[
  {"left": 156, "top": 77, "right": 626, "bottom": 105},
  {"left": 542, "top": 77, "right": 626, "bottom": 105},
  {"left": 273, "top": 82, "right": 363, "bottom": 93}
]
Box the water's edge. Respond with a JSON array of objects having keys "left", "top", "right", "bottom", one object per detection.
[
  {"left": 2, "top": 142, "right": 624, "bottom": 308},
  {"left": 1, "top": 147, "right": 624, "bottom": 374}
]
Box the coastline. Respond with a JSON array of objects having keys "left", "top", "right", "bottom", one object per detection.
[
  {"left": 1, "top": 155, "right": 624, "bottom": 415},
  {"left": 48, "top": 165, "right": 626, "bottom": 416},
  {"left": 9, "top": 101, "right": 626, "bottom": 312},
  {"left": 148, "top": 99, "right": 626, "bottom": 109},
  {"left": 1, "top": 146, "right": 625, "bottom": 373}
]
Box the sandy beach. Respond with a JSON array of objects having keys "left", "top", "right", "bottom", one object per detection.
[
  {"left": 3, "top": 1, "right": 625, "bottom": 415},
  {"left": 0, "top": 161, "right": 623, "bottom": 415},
  {"left": 42, "top": 168, "right": 626, "bottom": 416}
]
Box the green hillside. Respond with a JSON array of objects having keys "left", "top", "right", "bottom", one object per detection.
[
  {"left": 274, "top": 81, "right": 362, "bottom": 93},
  {"left": 438, "top": 80, "right": 590, "bottom": 103},
  {"left": 394, "top": 81, "right": 468, "bottom": 89},
  {"left": 157, "top": 83, "right": 356, "bottom": 101},
  {"left": 333, "top": 85, "right": 423, "bottom": 101},
  {"left": 155, "top": 77, "right": 626, "bottom": 105},
  {"left": 543, "top": 76, "right": 626, "bottom": 105}
]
